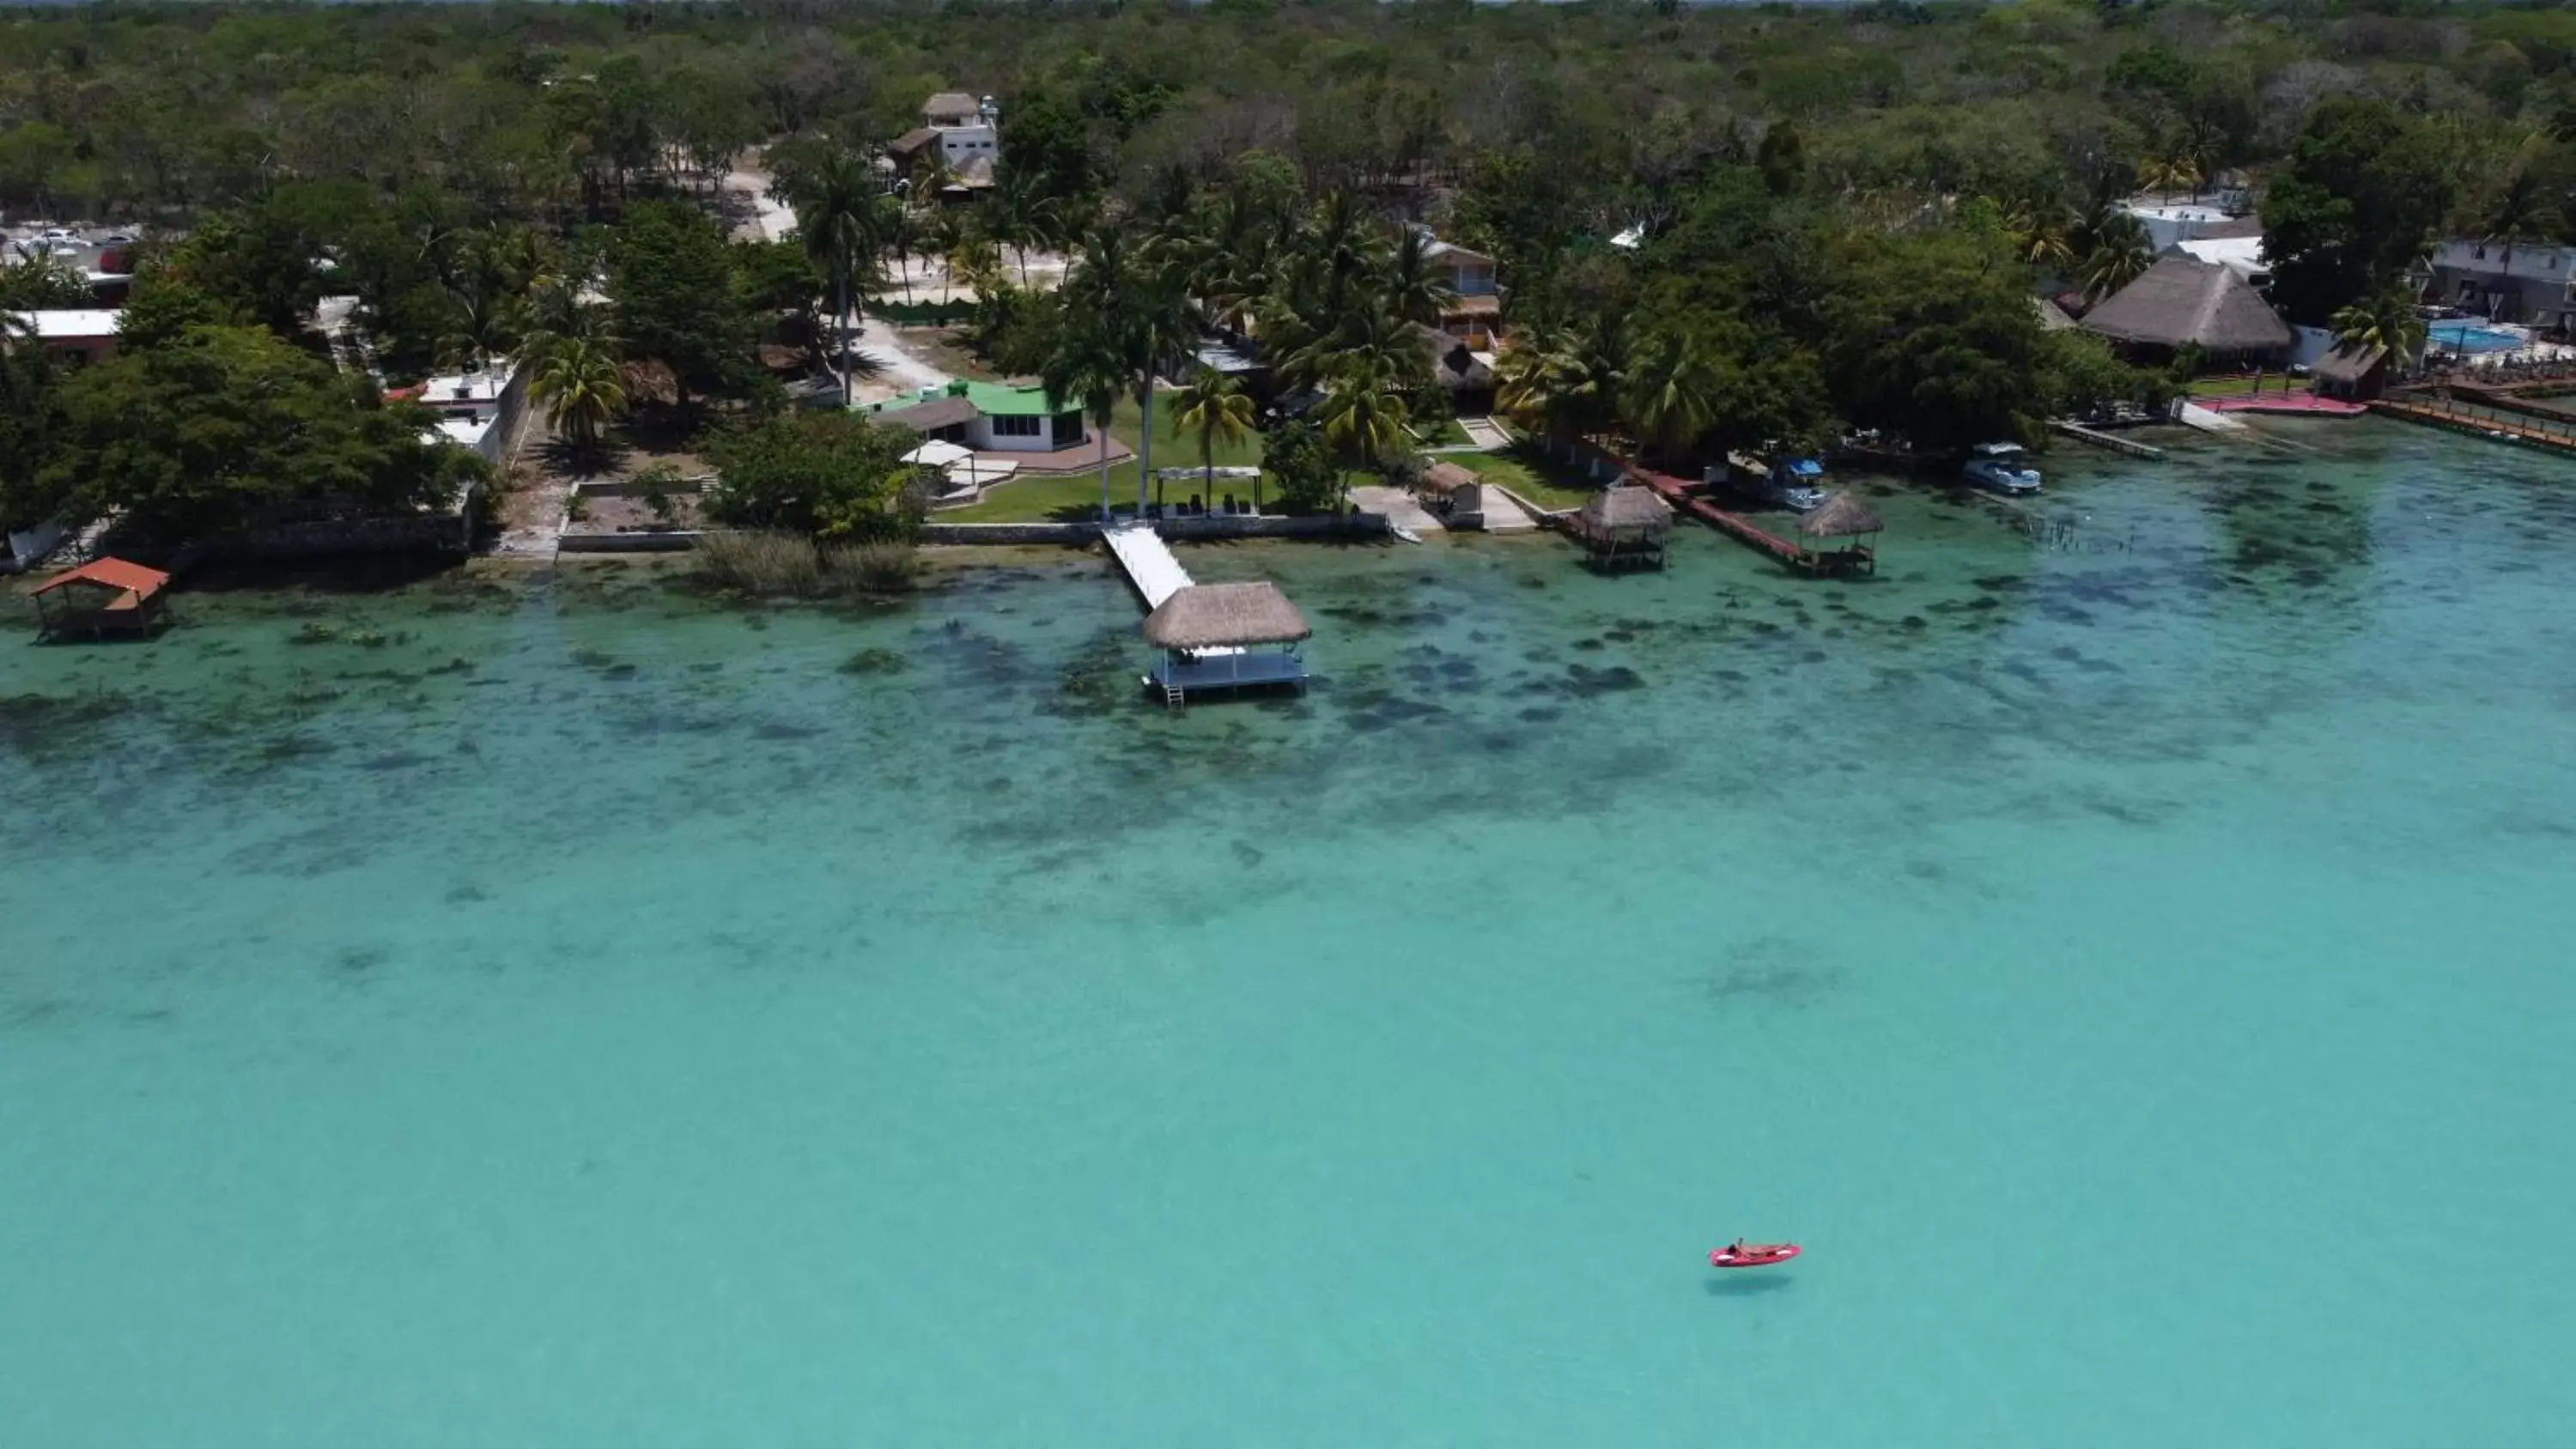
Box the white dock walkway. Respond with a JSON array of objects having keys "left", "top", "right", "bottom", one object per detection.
[
  {"left": 1103, "top": 522, "right": 1194, "bottom": 608},
  {"left": 2177, "top": 402, "right": 2251, "bottom": 435}
]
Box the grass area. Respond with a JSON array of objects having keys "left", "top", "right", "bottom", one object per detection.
[
  {"left": 1410, "top": 416, "right": 1472, "bottom": 447},
  {"left": 1443, "top": 444, "right": 1603, "bottom": 512},
  {"left": 889, "top": 326, "right": 1010, "bottom": 384},
  {"left": 2186, "top": 373, "right": 2316, "bottom": 400},
  {"left": 943, "top": 385, "right": 1271, "bottom": 522}
]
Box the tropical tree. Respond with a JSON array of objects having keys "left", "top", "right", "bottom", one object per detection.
[
  {"left": 1170, "top": 367, "right": 1256, "bottom": 511},
  {"left": 1041, "top": 316, "right": 1131, "bottom": 522},
  {"left": 1620, "top": 327, "right": 1721, "bottom": 463},
  {"left": 529, "top": 336, "right": 629, "bottom": 452},
  {"left": 775, "top": 145, "right": 886, "bottom": 404},
  {"left": 2330, "top": 292, "right": 2427, "bottom": 366},
  {"left": 2136, "top": 149, "right": 2202, "bottom": 200},
  {"left": 1378, "top": 227, "right": 1461, "bottom": 329},
  {"left": 1315, "top": 367, "right": 1409, "bottom": 508},
  {"left": 2004, "top": 202, "right": 2076, "bottom": 270},
  {"left": 2080, "top": 209, "right": 2154, "bottom": 303}
]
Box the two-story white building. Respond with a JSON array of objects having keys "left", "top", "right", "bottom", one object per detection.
[
  {"left": 404, "top": 362, "right": 525, "bottom": 466},
  {"left": 2427, "top": 239, "right": 2576, "bottom": 329}
]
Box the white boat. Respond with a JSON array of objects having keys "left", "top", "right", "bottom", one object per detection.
[
  {"left": 1765, "top": 457, "right": 1829, "bottom": 512},
  {"left": 1964, "top": 442, "right": 2044, "bottom": 495}
]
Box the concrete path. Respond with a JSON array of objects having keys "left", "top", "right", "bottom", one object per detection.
[
  {"left": 1477, "top": 487, "right": 1540, "bottom": 534},
  {"left": 1458, "top": 415, "right": 1514, "bottom": 451},
  {"left": 1350, "top": 484, "right": 1444, "bottom": 537}
]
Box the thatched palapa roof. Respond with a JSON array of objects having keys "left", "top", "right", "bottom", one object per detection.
[
  {"left": 2312, "top": 343, "right": 2386, "bottom": 384},
  {"left": 1144, "top": 583, "right": 1312, "bottom": 650},
  {"left": 1572, "top": 484, "right": 1673, "bottom": 537},
  {"left": 1418, "top": 461, "right": 1481, "bottom": 495},
  {"left": 2079, "top": 255, "right": 2295, "bottom": 355},
  {"left": 1798, "top": 492, "right": 1884, "bottom": 538}
]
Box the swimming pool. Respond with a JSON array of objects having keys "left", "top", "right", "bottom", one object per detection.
[{"left": 2430, "top": 320, "right": 2524, "bottom": 353}]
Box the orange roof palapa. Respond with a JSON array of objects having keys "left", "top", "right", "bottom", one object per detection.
[{"left": 32, "top": 556, "right": 170, "bottom": 610}]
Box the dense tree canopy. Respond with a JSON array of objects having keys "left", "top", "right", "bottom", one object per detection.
[{"left": 24, "top": 323, "right": 475, "bottom": 543}]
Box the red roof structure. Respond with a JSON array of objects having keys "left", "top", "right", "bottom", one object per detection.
[{"left": 30, "top": 556, "right": 172, "bottom": 640}]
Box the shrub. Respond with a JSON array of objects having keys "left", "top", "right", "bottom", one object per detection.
[
  {"left": 632, "top": 461, "right": 685, "bottom": 524},
  {"left": 696, "top": 530, "right": 825, "bottom": 597},
  {"left": 826, "top": 541, "right": 920, "bottom": 593}
]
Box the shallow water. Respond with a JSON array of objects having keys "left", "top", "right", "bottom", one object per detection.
[{"left": 6, "top": 420, "right": 2574, "bottom": 1446}]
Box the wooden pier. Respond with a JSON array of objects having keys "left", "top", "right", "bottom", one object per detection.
[
  {"left": 2372, "top": 397, "right": 2576, "bottom": 457},
  {"left": 1624, "top": 466, "right": 1874, "bottom": 578},
  {"left": 2050, "top": 420, "right": 2166, "bottom": 460}
]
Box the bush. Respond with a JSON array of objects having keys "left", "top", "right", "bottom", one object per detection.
[
  {"left": 825, "top": 541, "right": 921, "bottom": 593},
  {"left": 696, "top": 530, "right": 824, "bottom": 597},
  {"left": 697, "top": 533, "right": 922, "bottom": 597},
  {"left": 632, "top": 461, "right": 685, "bottom": 523}
]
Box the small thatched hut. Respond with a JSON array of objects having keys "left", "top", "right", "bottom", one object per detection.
[
  {"left": 1568, "top": 483, "right": 1672, "bottom": 571},
  {"left": 1792, "top": 492, "right": 1883, "bottom": 578},
  {"left": 1142, "top": 581, "right": 1312, "bottom": 702},
  {"left": 2313, "top": 343, "right": 2389, "bottom": 402},
  {"left": 2078, "top": 254, "right": 2296, "bottom": 366},
  {"left": 1417, "top": 460, "right": 1486, "bottom": 528}
]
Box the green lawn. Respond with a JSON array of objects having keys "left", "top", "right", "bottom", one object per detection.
[
  {"left": 944, "top": 385, "right": 1270, "bottom": 523},
  {"left": 2186, "top": 373, "right": 2316, "bottom": 400},
  {"left": 1447, "top": 444, "right": 1602, "bottom": 512},
  {"left": 1411, "top": 416, "right": 1473, "bottom": 448}
]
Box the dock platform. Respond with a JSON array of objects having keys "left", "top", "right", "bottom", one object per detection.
[
  {"left": 2050, "top": 420, "right": 2166, "bottom": 459},
  {"left": 1625, "top": 466, "right": 1874, "bottom": 578},
  {"left": 2374, "top": 396, "right": 2576, "bottom": 456},
  {"left": 1103, "top": 522, "right": 1309, "bottom": 705}
]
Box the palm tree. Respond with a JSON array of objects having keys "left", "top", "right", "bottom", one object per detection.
[
  {"left": 1315, "top": 367, "right": 1410, "bottom": 510},
  {"left": 1064, "top": 223, "right": 1196, "bottom": 515},
  {"left": 2005, "top": 201, "right": 2075, "bottom": 270},
  {"left": 2330, "top": 292, "right": 2427, "bottom": 367},
  {"left": 1170, "top": 367, "right": 1257, "bottom": 511},
  {"left": 530, "top": 336, "right": 629, "bottom": 452},
  {"left": 1377, "top": 227, "right": 1460, "bottom": 329},
  {"left": 2080, "top": 209, "right": 2154, "bottom": 304},
  {"left": 2136, "top": 150, "right": 2202, "bottom": 199},
  {"left": 1620, "top": 328, "right": 1721, "bottom": 464},
  {"left": 775, "top": 144, "right": 884, "bottom": 405},
  {"left": 1042, "top": 320, "right": 1132, "bottom": 523}
]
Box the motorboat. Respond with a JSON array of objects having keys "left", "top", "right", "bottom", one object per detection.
[
  {"left": 1964, "top": 442, "right": 2044, "bottom": 495},
  {"left": 1765, "top": 457, "right": 1829, "bottom": 512}
]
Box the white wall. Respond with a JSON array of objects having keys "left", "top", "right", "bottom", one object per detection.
[{"left": 938, "top": 124, "right": 996, "bottom": 167}]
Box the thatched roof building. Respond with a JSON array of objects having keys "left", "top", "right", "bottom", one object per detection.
[
  {"left": 1797, "top": 492, "right": 1884, "bottom": 539},
  {"left": 2313, "top": 343, "right": 2389, "bottom": 401},
  {"left": 2079, "top": 255, "right": 2295, "bottom": 361},
  {"left": 1143, "top": 582, "right": 1312, "bottom": 651},
  {"left": 1418, "top": 460, "right": 1481, "bottom": 496},
  {"left": 1567, "top": 484, "right": 1671, "bottom": 571}
]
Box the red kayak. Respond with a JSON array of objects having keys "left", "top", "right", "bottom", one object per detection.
[{"left": 1710, "top": 1243, "right": 1801, "bottom": 1269}]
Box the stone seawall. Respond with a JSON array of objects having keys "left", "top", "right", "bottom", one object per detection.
[{"left": 918, "top": 513, "right": 1388, "bottom": 546}]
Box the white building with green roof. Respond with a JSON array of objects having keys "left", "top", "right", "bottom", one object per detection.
[{"left": 860, "top": 380, "right": 1089, "bottom": 454}]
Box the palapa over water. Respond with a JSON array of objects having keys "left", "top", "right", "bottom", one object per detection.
[
  {"left": 1796, "top": 491, "right": 1884, "bottom": 538},
  {"left": 1569, "top": 483, "right": 1672, "bottom": 571},
  {"left": 1143, "top": 582, "right": 1313, "bottom": 651}
]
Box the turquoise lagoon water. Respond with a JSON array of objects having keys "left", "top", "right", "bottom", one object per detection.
[{"left": 5, "top": 421, "right": 2575, "bottom": 1446}]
